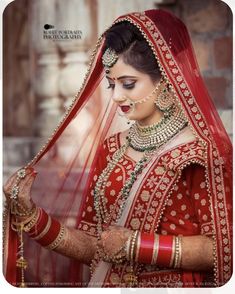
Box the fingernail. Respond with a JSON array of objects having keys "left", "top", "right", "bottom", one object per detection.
[{"left": 32, "top": 171, "right": 38, "bottom": 176}]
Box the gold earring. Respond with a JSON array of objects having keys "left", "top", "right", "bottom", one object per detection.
[{"left": 154, "top": 85, "right": 174, "bottom": 112}]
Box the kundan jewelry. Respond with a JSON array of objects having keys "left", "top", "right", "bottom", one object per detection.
[
  {"left": 128, "top": 104, "right": 187, "bottom": 152},
  {"left": 93, "top": 142, "right": 154, "bottom": 238},
  {"left": 154, "top": 82, "right": 175, "bottom": 113},
  {"left": 102, "top": 48, "right": 119, "bottom": 73}
]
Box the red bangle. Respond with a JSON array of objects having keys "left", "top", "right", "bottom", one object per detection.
[
  {"left": 156, "top": 235, "right": 174, "bottom": 267},
  {"left": 26, "top": 209, "right": 62, "bottom": 247},
  {"left": 36, "top": 218, "right": 61, "bottom": 247},
  {"left": 138, "top": 232, "right": 155, "bottom": 264},
  {"left": 28, "top": 209, "right": 48, "bottom": 238}
]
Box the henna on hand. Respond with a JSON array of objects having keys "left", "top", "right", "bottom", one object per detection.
[
  {"left": 55, "top": 227, "right": 97, "bottom": 265},
  {"left": 97, "top": 225, "right": 132, "bottom": 259}
]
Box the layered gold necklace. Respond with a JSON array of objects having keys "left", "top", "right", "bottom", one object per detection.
[
  {"left": 93, "top": 104, "right": 187, "bottom": 237},
  {"left": 128, "top": 105, "right": 187, "bottom": 152}
]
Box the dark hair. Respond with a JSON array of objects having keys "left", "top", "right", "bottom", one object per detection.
[{"left": 103, "top": 22, "right": 161, "bottom": 82}]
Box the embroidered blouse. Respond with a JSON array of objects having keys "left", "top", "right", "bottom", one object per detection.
[{"left": 78, "top": 132, "right": 214, "bottom": 287}]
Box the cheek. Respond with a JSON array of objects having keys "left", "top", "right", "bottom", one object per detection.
[{"left": 135, "top": 98, "right": 156, "bottom": 113}]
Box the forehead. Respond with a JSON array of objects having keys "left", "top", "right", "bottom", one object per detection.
[{"left": 107, "top": 56, "right": 145, "bottom": 78}]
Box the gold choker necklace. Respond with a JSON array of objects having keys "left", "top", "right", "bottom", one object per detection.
[{"left": 127, "top": 105, "right": 188, "bottom": 152}]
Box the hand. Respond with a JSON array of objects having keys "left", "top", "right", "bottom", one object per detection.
[
  {"left": 3, "top": 167, "right": 37, "bottom": 212},
  {"left": 97, "top": 225, "right": 132, "bottom": 259}
]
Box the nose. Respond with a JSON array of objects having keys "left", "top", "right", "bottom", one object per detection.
[{"left": 112, "top": 88, "right": 127, "bottom": 103}]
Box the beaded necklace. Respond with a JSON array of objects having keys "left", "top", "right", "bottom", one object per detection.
[{"left": 94, "top": 141, "right": 155, "bottom": 238}]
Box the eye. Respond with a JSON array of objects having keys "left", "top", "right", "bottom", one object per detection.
[
  {"left": 123, "top": 82, "right": 136, "bottom": 89},
  {"left": 107, "top": 83, "right": 115, "bottom": 89}
]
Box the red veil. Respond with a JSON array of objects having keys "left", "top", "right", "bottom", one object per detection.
[{"left": 3, "top": 9, "right": 232, "bottom": 287}]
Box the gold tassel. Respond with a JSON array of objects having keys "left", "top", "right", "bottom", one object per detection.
[{"left": 16, "top": 223, "right": 28, "bottom": 287}]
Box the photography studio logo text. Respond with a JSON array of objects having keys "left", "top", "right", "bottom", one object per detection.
[{"left": 43, "top": 24, "right": 82, "bottom": 41}]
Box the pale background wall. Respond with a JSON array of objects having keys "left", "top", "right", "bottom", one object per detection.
[{"left": 3, "top": 0, "right": 232, "bottom": 181}]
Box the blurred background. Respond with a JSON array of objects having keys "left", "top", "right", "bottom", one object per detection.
[{"left": 3, "top": 0, "right": 233, "bottom": 181}]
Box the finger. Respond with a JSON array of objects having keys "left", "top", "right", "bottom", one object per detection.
[
  {"left": 3, "top": 174, "right": 18, "bottom": 194},
  {"left": 3, "top": 167, "right": 35, "bottom": 194},
  {"left": 18, "top": 174, "right": 37, "bottom": 198}
]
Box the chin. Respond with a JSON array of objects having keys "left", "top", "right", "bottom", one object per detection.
[{"left": 126, "top": 112, "right": 143, "bottom": 121}]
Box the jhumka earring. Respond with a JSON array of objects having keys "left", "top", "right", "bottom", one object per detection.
[{"left": 154, "top": 83, "right": 175, "bottom": 115}]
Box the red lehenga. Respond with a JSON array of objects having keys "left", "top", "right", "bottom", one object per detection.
[
  {"left": 3, "top": 9, "right": 232, "bottom": 288},
  {"left": 78, "top": 128, "right": 219, "bottom": 287}
]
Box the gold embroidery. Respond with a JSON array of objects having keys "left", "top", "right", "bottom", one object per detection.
[
  {"left": 140, "top": 190, "right": 150, "bottom": 202},
  {"left": 130, "top": 218, "right": 140, "bottom": 230},
  {"left": 154, "top": 166, "right": 165, "bottom": 175},
  {"left": 110, "top": 273, "right": 120, "bottom": 285},
  {"left": 171, "top": 149, "right": 181, "bottom": 158}
]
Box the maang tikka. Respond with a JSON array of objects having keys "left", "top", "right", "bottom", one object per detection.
[{"left": 102, "top": 48, "right": 119, "bottom": 73}]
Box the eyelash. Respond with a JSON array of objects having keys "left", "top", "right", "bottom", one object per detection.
[{"left": 107, "top": 83, "right": 136, "bottom": 90}]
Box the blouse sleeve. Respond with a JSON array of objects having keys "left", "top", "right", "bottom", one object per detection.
[
  {"left": 159, "top": 163, "right": 214, "bottom": 237},
  {"left": 77, "top": 139, "right": 109, "bottom": 236},
  {"left": 184, "top": 164, "right": 214, "bottom": 237}
]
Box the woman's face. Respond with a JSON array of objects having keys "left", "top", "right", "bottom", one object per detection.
[{"left": 105, "top": 56, "right": 163, "bottom": 125}]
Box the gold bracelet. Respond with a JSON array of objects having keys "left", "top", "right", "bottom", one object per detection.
[
  {"left": 24, "top": 207, "right": 42, "bottom": 233},
  {"left": 10, "top": 200, "right": 36, "bottom": 218},
  {"left": 23, "top": 207, "right": 41, "bottom": 232},
  {"left": 176, "top": 236, "right": 182, "bottom": 268},
  {"left": 173, "top": 236, "right": 182, "bottom": 268},
  {"left": 11, "top": 208, "right": 39, "bottom": 232},
  {"left": 127, "top": 230, "right": 138, "bottom": 287},
  {"left": 46, "top": 225, "right": 66, "bottom": 250},
  {"left": 130, "top": 230, "right": 138, "bottom": 263}
]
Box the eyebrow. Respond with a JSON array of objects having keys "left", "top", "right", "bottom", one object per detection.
[{"left": 106, "top": 75, "right": 138, "bottom": 81}]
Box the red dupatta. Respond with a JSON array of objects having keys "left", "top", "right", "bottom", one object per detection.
[{"left": 3, "top": 9, "right": 232, "bottom": 287}]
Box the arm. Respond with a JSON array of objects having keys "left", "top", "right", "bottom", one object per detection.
[
  {"left": 98, "top": 226, "right": 213, "bottom": 271},
  {"left": 4, "top": 141, "right": 109, "bottom": 266},
  {"left": 54, "top": 227, "right": 97, "bottom": 265},
  {"left": 98, "top": 164, "right": 215, "bottom": 271},
  {"left": 181, "top": 235, "right": 213, "bottom": 271},
  {"left": 3, "top": 168, "right": 97, "bottom": 266}
]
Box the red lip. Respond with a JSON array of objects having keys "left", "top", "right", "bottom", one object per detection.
[{"left": 120, "top": 105, "right": 131, "bottom": 113}]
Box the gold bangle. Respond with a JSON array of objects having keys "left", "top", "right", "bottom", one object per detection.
[
  {"left": 125, "top": 234, "right": 132, "bottom": 261},
  {"left": 170, "top": 235, "right": 176, "bottom": 268},
  {"left": 46, "top": 225, "right": 66, "bottom": 250},
  {"left": 23, "top": 207, "right": 41, "bottom": 232},
  {"left": 151, "top": 234, "right": 159, "bottom": 265},
  {"left": 173, "top": 236, "right": 182, "bottom": 268},
  {"left": 130, "top": 231, "right": 138, "bottom": 263},
  {"left": 176, "top": 236, "right": 182, "bottom": 268},
  {"left": 127, "top": 230, "right": 138, "bottom": 287},
  {"left": 10, "top": 200, "right": 36, "bottom": 217},
  {"left": 11, "top": 208, "right": 39, "bottom": 232},
  {"left": 135, "top": 232, "right": 141, "bottom": 262}
]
